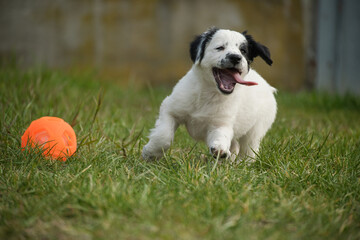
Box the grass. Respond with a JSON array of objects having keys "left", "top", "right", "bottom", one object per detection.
[{"left": 0, "top": 65, "right": 360, "bottom": 240}]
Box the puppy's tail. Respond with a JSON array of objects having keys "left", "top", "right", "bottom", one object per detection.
[{"left": 271, "top": 87, "right": 278, "bottom": 94}]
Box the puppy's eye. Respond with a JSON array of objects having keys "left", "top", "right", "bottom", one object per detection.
[
  {"left": 240, "top": 48, "right": 247, "bottom": 54},
  {"left": 216, "top": 46, "right": 225, "bottom": 51}
]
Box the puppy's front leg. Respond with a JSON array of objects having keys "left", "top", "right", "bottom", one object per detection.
[
  {"left": 207, "top": 126, "right": 233, "bottom": 158},
  {"left": 142, "top": 111, "right": 178, "bottom": 161}
]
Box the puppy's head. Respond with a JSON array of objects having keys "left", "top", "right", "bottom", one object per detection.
[{"left": 190, "top": 27, "right": 272, "bottom": 94}]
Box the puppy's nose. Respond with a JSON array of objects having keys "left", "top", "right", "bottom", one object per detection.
[{"left": 227, "top": 54, "right": 242, "bottom": 65}]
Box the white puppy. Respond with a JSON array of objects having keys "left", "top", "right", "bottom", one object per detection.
[{"left": 142, "top": 28, "right": 277, "bottom": 161}]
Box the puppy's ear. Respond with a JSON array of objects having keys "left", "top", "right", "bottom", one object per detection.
[
  {"left": 190, "top": 27, "right": 219, "bottom": 64},
  {"left": 242, "top": 31, "right": 273, "bottom": 66}
]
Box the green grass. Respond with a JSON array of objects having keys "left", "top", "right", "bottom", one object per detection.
[{"left": 1, "top": 66, "right": 360, "bottom": 240}]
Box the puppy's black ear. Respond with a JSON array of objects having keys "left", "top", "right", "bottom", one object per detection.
[
  {"left": 190, "top": 27, "right": 219, "bottom": 63},
  {"left": 243, "top": 31, "right": 273, "bottom": 66}
]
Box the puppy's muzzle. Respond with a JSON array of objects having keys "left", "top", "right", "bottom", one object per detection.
[
  {"left": 227, "top": 54, "right": 242, "bottom": 65},
  {"left": 221, "top": 54, "right": 242, "bottom": 68}
]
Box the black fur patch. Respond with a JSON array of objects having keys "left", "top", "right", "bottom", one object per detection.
[
  {"left": 190, "top": 27, "right": 219, "bottom": 63},
  {"left": 242, "top": 31, "right": 273, "bottom": 66}
]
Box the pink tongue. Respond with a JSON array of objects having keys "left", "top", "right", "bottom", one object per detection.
[{"left": 232, "top": 71, "right": 258, "bottom": 86}]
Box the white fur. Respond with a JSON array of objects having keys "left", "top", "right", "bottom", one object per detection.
[{"left": 142, "top": 29, "right": 277, "bottom": 161}]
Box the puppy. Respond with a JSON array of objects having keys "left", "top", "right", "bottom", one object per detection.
[{"left": 142, "top": 27, "right": 277, "bottom": 161}]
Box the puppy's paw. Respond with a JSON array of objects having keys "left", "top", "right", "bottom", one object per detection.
[
  {"left": 210, "top": 147, "right": 231, "bottom": 159},
  {"left": 142, "top": 145, "right": 159, "bottom": 161}
]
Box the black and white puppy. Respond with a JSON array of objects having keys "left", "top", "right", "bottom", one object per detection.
[{"left": 142, "top": 27, "right": 277, "bottom": 161}]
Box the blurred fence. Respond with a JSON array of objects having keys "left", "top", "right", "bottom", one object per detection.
[
  {"left": 0, "top": 0, "right": 306, "bottom": 90},
  {"left": 316, "top": 0, "right": 360, "bottom": 95},
  {"left": 3, "top": 0, "right": 358, "bottom": 95}
]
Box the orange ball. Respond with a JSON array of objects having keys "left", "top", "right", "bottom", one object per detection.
[{"left": 21, "top": 117, "right": 77, "bottom": 161}]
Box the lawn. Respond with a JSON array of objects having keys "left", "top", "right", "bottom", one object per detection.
[{"left": 1, "top": 66, "right": 360, "bottom": 240}]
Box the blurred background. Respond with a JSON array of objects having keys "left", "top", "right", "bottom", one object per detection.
[{"left": 0, "top": 0, "right": 359, "bottom": 94}]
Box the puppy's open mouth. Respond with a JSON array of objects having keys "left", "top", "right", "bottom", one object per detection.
[{"left": 212, "top": 68, "right": 258, "bottom": 94}]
